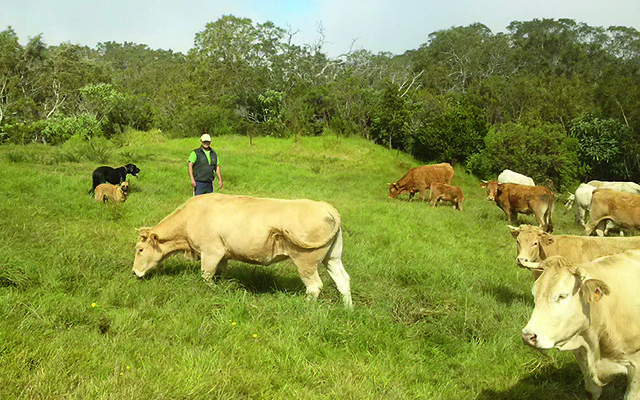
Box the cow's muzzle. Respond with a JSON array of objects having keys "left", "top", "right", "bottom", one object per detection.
[{"left": 522, "top": 332, "right": 537, "bottom": 347}]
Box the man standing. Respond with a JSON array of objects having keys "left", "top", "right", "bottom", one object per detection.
[{"left": 188, "top": 133, "right": 223, "bottom": 196}]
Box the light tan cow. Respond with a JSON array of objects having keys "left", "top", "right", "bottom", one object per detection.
[
  {"left": 428, "top": 183, "right": 464, "bottom": 210},
  {"left": 522, "top": 251, "right": 640, "bottom": 399},
  {"left": 94, "top": 181, "right": 129, "bottom": 203},
  {"left": 508, "top": 224, "right": 640, "bottom": 269},
  {"left": 587, "top": 188, "right": 640, "bottom": 236},
  {"left": 133, "top": 193, "right": 352, "bottom": 308}
]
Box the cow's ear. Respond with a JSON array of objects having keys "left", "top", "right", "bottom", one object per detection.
[
  {"left": 540, "top": 233, "right": 554, "bottom": 246},
  {"left": 149, "top": 232, "right": 159, "bottom": 246},
  {"left": 508, "top": 225, "right": 520, "bottom": 238},
  {"left": 581, "top": 279, "right": 610, "bottom": 304},
  {"left": 480, "top": 181, "right": 488, "bottom": 188}
]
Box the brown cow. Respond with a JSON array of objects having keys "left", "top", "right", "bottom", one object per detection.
[
  {"left": 428, "top": 183, "right": 464, "bottom": 210},
  {"left": 480, "top": 180, "right": 554, "bottom": 232},
  {"left": 587, "top": 188, "right": 640, "bottom": 236},
  {"left": 388, "top": 163, "right": 454, "bottom": 201},
  {"left": 508, "top": 224, "right": 640, "bottom": 270}
]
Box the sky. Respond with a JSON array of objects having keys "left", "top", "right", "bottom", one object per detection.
[{"left": 3, "top": 0, "right": 640, "bottom": 57}]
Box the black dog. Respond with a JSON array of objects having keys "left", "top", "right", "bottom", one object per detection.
[{"left": 90, "top": 164, "right": 140, "bottom": 193}]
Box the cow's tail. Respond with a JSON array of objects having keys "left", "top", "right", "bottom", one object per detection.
[
  {"left": 546, "top": 192, "right": 555, "bottom": 233},
  {"left": 585, "top": 216, "right": 615, "bottom": 236},
  {"left": 282, "top": 204, "right": 341, "bottom": 250}
]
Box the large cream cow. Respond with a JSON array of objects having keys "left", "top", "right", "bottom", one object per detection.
[
  {"left": 133, "top": 193, "right": 353, "bottom": 308},
  {"left": 522, "top": 251, "right": 640, "bottom": 399},
  {"left": 508, "top": 224, "right": 640, "bottom": 269}
]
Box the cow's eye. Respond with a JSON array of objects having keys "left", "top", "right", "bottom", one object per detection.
[
  {"left": 533, "top": 241, "right": 538, "bottom": 247},
  {"left": 556, "top": 293, "right": 569, "bottom": 302}
]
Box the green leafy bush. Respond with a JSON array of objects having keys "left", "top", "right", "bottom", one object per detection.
[
  {"left": 39, "top": 114, "right": 101, "bottom": 145},
  {"left": 467, "top": 122, "right": 579, "bottom": 190},
  {"left": 569, "top": 115, "right": 635, "bottom": 181}
]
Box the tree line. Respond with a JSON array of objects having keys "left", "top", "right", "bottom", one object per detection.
[{"left": 1, "top": 16, "right": 640, "bottom": 189}]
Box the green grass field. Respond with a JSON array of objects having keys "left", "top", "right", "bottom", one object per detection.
[{"left": 0, "top": 134, "right": 626, "bottom": 399}]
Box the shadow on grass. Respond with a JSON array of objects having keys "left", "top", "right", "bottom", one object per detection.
[
  {"left": 482, "top": 283, "right": 533, "bottom": 307},
  {"left": 477, "top": 364, "right": 626, "bottom": 400},
  {"left": 148, "top": 259, "right": 306, "bottom": 295}
]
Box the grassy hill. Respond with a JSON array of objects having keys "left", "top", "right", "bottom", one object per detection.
[{"left": 0, "top": 134, "right": 624, "bottom": 399}]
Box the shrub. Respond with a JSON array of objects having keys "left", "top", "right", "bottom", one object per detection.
[
  {"left": 569, "top": 115, "right": 635, "bottom": 181},
  {"left": 468, "top": 122, "right": 579, "bottom": 191},
  {"left": 39, "top": 114, "right": 102, "bottom": 145}
]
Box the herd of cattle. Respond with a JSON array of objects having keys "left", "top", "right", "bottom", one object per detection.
[
  {"left": 386, "top": 162, "right": 640, "bottom": 399},
  {"left": 89, "top": 159, "right": 640, "bottom": 399}
]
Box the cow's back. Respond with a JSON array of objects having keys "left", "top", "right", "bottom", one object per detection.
[
  {"left": 397, "top": 163, "right": 453, "bottom": 189},
  {"left": 181, "top": 194, "right": 341, "bottom": 251},
  {"left": 500, "top": 183, "right": 554, "bottom": 208},
  {"left": 550, "top": 235, "right": 640, "bottom": 264}
]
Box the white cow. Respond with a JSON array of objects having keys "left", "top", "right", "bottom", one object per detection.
[
  {"left": 522, "top": 251, "right": 640, "bottom": 399},
  {"left": 588, "top": 180, "right": 640, "bottom": 195},
  {"left": 497, "top": 169, "right": 535, "bottom": 186},
  {"left": 570, "top": 183, "right": 597, "bottom": 227}
]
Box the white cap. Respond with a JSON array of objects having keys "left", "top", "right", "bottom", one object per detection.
[{"left": 200, "top": 133, "right": 212, "bottom": 142}]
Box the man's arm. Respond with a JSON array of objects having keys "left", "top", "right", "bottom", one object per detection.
[
  {"left": 216, "top": 165, "right": 223, "bottom": 190},
  {"left": 188, "top": 162, "right": 196, "bottom": 188}
]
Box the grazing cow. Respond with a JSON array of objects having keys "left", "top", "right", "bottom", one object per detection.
[
  {"left": 508, "top": 224, "right": 640, "bottom": 270},
  {"left": 91, "top": 164, "right": 140, "bottom": 193},
  {"left": 588, "top": 180, "right": 640, "bottom": 195},
  {"left": 521, "top": 251, "right": 640, "bottom": 399},
  {"left": 388, "top": 163, "right": 454, "bottom": 202},
  {"left": 480, "top": 180, "right": 554, "bottom": 232},
  {"left": 587, "top": 188, "right": 640, "bottom": 236},
  {"left": 94, "top": 181, "right": 129, "bottom": 203},
  {"left": 428, "top": 183, "right": 464, "bottom": 210},
  {"left": 133, "top": 193, "right": 353, "bottom": 308},
  {"left": 498, "top": 169, "right": 535, "bottom": 186}
]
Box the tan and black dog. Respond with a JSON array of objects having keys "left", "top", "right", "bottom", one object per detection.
[{"left": 94, "top": 181, "right": 130, "bottom": 203}]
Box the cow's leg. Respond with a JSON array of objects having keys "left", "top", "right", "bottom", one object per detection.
[
  {"left": 408, "top": 191, "right": 415, "bottom": 201},
  {"left": 200, "top": 252, "right": 225, "bottom": 282},
  {"left": 419, "top": 188, "right": 427, "bottom": 202},
  {"left": 574, "top": 347, "right": 603, "bottom": 400},
  {"left": 323, "top": 230, "right": 352, "bottom": 308},
  {"left": 577, "top": 206, "right": 587, "bottom": 227},
  {"left": 595, "top": 220, "right": 608, "bottom": 237},
  {"left": 290, "top": 252, "right": 324, "bottom": 301},
  {"left": 625, "top": 363, "right": 640, "bottom": 400}
]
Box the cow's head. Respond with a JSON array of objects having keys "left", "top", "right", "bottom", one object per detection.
[
  {"left": 521, "top": 256, "right": 609, "bottom": 350},
  {"left": 132, "top": 228, "right": 163, "bottom": 278},
  {"left": 480, "top": 180, "right": 499, "bottom": 201},
  {"left": 388, "top": 182, "right": 401, "bottom": 199},
  {"left": 508, "top": 225, "right": 553, "bottom": 268}
]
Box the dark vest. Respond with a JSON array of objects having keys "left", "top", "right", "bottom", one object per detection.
[{"left": 192, "top": 147, "right": 218, "bottom": 182}]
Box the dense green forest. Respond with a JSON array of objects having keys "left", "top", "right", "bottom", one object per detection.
[{"left": 2, "top": 15, "right": 640, "bottom": 189}]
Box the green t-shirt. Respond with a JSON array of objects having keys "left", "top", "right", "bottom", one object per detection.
[{"left": 189, "top": 150, "right": 221, "bottom": 166}]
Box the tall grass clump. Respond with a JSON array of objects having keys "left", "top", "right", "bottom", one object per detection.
[{"left": 0, "top": 133, "right": 624, "bottom": 399}]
